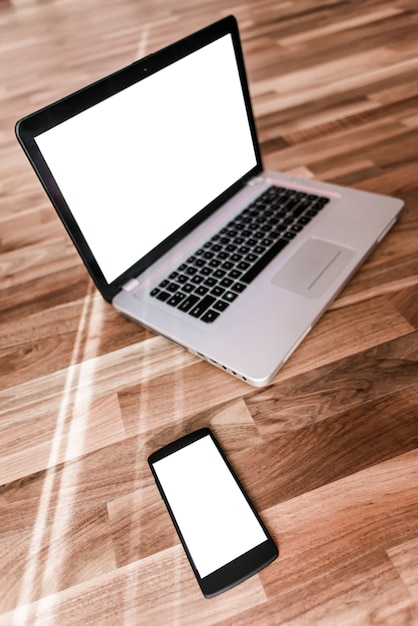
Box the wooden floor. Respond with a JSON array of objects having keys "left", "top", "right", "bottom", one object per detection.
[{"left": 1, "top": 0, "right": 418, "bottom": 623}]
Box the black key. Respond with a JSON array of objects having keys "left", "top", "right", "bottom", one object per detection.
[
  {"left": 190, "top": 295, "right": 216, "bottom": 318},
  {"left": 231, "top": 282, "right": 246, "bottom": 293},
  {"left": 204, "top": 276, "right": 217, "bottom": 287},
  {"left": 234, "top": 236, "right": 245, "bottom": 245},
  {"left": 167, "top": 292, "right": 186, "bottom": 307},
  {"left": 201, "top": 309, "right": 220, "bottom": 323},
  {"left": 223, "top": 291, "right": 239, "bottom": 303},
  {"left": 213, "top": 300, "right": 229, "bottom": 312},
  {"left": 166, "top": 282, "right": 179, "bottom": 293},
  {"left": 317, "top": 196, "right": 330, "bottom": 206},
  {"left": 289, "top": 204, "right": 304, "bottom": 219},
  {"left": 178, "top": 294, "right": 199, "bottom": 312},
  {"left": 267, "top": 217, "right": 280, "bottom": 227},
  {"left": 237, "top": 260, "right": 250, "bottom": 271},
  {"left": 182, "top": 283, "right": 195, "bottom": 293},
  {"left": 241, "top": 238, "right": 289, "bottom": 284},
  {"left": 290, "top": 223, "right": 304, "bottom": 233},
  {"left": 219, "top": 277, "right": 233, "bottom": 288},
  {"left": 150, "top": 288, "right": 160, "bottom": 297},
  {"left": 195, "top": 285, "right": 209, "bottom": 296},
  {"left": 229, "top": 269, "right": 242, "bottom": 280},
  {"left": 156, "top": 291, "right": 170, "bottom": 302},
  {"left": 283, "top": 230, "right": 297, "bottom": 241},
  {"left": 271, "top": 225, "right": 286, "bottom": 236},
  {"left": 212, "top": 285, "right": 225, "bottom": 297}
]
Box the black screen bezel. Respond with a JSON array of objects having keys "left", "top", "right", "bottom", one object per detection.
[
  {"left": 15, "top": 16, "right": 263, "bottom": 302},
  {"left": 148, "top": 428, "right": 278, "bottom": 597}
]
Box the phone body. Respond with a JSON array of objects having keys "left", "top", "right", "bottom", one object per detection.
[{"left": 148, "top": 427, "right": 278, "bottom": 597}]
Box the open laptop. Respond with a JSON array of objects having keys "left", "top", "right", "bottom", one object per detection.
[{"left": 16, "top": 16, "right": 403, "bottom": 387}]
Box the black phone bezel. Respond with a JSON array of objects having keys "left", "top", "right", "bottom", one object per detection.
[{"left": 148, "top": 427, "right": 278, "bottom": 597}]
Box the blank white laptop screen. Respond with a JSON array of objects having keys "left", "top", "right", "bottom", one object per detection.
[{"left": 34, "top": 34, "right": 257, "bottom": 284}]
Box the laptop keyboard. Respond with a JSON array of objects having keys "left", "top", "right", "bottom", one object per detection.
[{"left": 149, "top": 185, "right": 329, "bottom": 323}]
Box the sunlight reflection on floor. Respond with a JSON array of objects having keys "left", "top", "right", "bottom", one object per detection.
[{"left": 13, "top": 286, "right": 103, "bottom": 626}]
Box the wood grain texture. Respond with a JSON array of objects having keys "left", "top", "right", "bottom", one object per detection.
[{"left": 1, "top": 0, "right": 417, "bottom": 624}]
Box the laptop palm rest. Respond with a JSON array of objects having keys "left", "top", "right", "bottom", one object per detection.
[{"left": 271, "top": 238, "right": 356, "bottom": 299}]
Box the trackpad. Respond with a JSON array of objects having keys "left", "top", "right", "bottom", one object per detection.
[{"left": 271, "top": 238, "right": 355, "bottom": 299}]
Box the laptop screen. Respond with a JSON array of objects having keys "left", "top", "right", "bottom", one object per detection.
[{"left": 33, "top": 33, "right": 257, "bottom": 285}]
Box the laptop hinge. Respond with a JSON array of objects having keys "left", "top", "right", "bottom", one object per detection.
[
  {"left": 122, "top": 278, "right": 140, "bottom": 292},
  {"left": 246, "top": 175, "right": 264, "bottom": 186}
]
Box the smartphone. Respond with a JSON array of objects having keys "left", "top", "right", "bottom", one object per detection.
[{"left": 148, "top": 427, "right": 278, "bottom": 597}]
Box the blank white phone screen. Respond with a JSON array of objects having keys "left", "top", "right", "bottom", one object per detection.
[{"left": 152, "top": 434, "right": 267, "bottom": 578}]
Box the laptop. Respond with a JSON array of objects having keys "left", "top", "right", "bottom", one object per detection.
[{"left": 16, "top": 15, "right": 403, "bottom": 387}]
